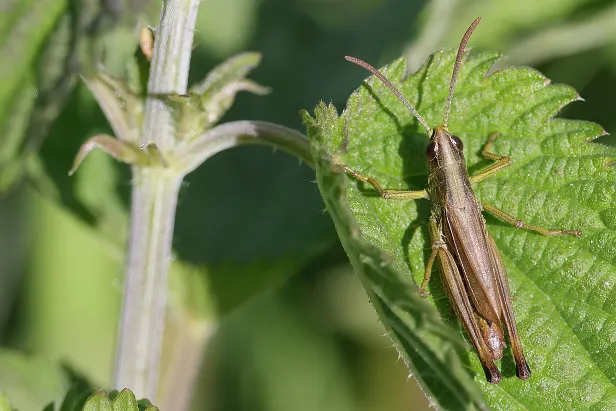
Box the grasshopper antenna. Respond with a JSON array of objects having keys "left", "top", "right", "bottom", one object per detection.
[
  {"left": 443, "top": 17, "right": 481, "bottom": 129},
  {"left": 345, "top": 55, "right": 432, "bottom": 137}
]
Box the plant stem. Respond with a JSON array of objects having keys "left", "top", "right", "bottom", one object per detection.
[
  {"left": 506, "top": 2, "right": 616, "bottom": 65},
  {"left": 142, "top": 0, "right": 201, "bottom": 150},
  {"left": 113, "top": 0, "right": 200, "bottom": 400},
  {"left": 158, "top": 316, "right": 216, "bottom": 411},
  {"left": 115, "top": 169, "right": 183, "bottom": 398},
  {"left": 403, "top": 0, "right": 459, "bottom": 74},
  {"left": 178, "top": 120, "right": 313, "bottom": 174}
]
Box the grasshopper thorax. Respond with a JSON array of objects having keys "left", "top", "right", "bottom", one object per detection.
[{"left": 426, "top": 126, "right": 470, "bottom": 203}]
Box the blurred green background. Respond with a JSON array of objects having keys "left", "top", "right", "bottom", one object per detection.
[{"left": 1, "top": 0, "right": 616, "bottom": 409}]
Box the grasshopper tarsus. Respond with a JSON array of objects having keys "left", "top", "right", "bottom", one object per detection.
[
  {"left": 484, "top": 364, "right": 502, "bottom": 385},
  {"left": 562, "top": 229, "right": 583, "bottom": 238},
  {"left": 418, "top": 288, "right": 430, "bottom": 298},
  {"left": 516, "top": 359, "right": 531, "bottom": 380},
  {"left": 537, "top": 228, "right": 582, "bottom": 238}
]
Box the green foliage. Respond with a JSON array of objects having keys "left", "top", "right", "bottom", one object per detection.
[
  {"left": 53, "top": 379, "right": 92, "bottom": 411},
  {"left": 437, "top": 0, "right": 616, "bottom": 62},
  {"left": 82, "top": 389, "right": 157, "bottom": 411},
  {"left": 302, "top": 50, "right": 616, "bottom": 409},
  {"left": 0, "top": 0, "right": 156, "bottom": 191},
  {"left": 0, "top": 394, "right": 13, "bottom": 411},
  {"left": 0, "top": 0, "right": 67, "bottom": 190},
  {"left": 5, "top": 1, "right": 616, "bottom": 410},
  {"left": 0, "top": 352, "right": 157, "bottom": 411},
  {"left": 70, "top": 50, "right": 270, "bottom": 176},
  {"left": 190, "top": 52, "right": 270, "bottom": 130},
  {"left": 0, "top": 351, "right": 70, "bottom": 410}
]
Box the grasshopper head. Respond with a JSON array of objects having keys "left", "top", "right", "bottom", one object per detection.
[{"left": 425, "top": 126, "right": 465, "bottom": 168}]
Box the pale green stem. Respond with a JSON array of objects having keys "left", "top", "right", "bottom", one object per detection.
[
  {"left": 158, "top": 317, "right": 217, "bottom": 411},
  {"left": 506, "top": 2, "right": 616, "bottom": 66},
  {"left": 111, "top": 0, "right": 313, "bottom": 402},
  {"left": 403, "top": 0, "right": 459, "bottom": 74},
  {"left": 115, "top": 169, "right": 183, "bottom": 398},
  {"left": 177, "top": 120, "right": 312, "bottom": 174},
  {"left": 142, "top": 0, "right": 201, "bottom": 151},
  {"left": 113, "top": 0, "right": 200, "bottom": 400}
]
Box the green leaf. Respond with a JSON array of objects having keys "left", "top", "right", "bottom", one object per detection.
[
  {"left": 111, "top": 389, "right": 138, "bottom": 411},
  {"left": 0, "top": 350, "right": 69, "bottom": 411},
  {"left": 0, "top": 0, "right": 68, "bottom": 190},
  {"left": 303, "top": 103, "right": 485, "bottom": 410},
  {"left": 68, "top": 134, "right": 152, "bottom": 176},
  {"left": 0, "top": 1, "right": 148, "bottom": 191},
  {"left": 82, "top": 389, "right": 155, "bottom": 411},
  {"left": 0, "top": 394, "right": 13, "bottom": 411},
  {"left": 303, "top": 49, "right": 616, "bottom": 409},
  {"left": 57, "top": 379, "right": 93, "bottom": 411},
  {"left": 81, "top": 74, "right": 143, "bottom": 143},
  {"left": 189, "top": 52, "right": 270, "bottom": 130},
  {"left": 82, "top": 392, "right": 112, "bottom": 411}
]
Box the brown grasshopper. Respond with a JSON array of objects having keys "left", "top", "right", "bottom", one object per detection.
[{"left": 337, "top": 17, "right": 581, "bottom": 383}]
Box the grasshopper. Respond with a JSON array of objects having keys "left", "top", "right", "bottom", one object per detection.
[{"left": 337, "top": 17, "right": 581, "bottom": 383}]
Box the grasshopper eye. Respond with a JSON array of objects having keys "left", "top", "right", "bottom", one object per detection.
[
  {"left": 451, "top": 135, "right": 463, "bottom": 149},
  {"left": 426, "top": 142, "right": 437, "bottom": 160}
]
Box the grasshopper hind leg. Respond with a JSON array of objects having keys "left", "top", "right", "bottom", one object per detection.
[
  {"left": 486, "top": 233, "right": 531, "bottom": 380},
  {"left": 482, "top": 202, "right": 581, "bottom": 238},
  {"left": 473, "top": 132, "right": 581, "bottom": 238},
  {"left": 436, "top": 240, "right": 503, "bottom": 384},
  {"left": 427, "top": 217, "right": 503, "bottom": 383}
]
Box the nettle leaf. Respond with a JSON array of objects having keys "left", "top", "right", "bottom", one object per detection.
[
  {"left": 0, "top": 350, "right": 70, "bottom": 411},
  {"left": 82, "top": 389, "right": 157, "bottom": 411},
  {"left": 0, "top": 0, "right": 152, "bottom": 192},
  {"left": 190, "top": 52, "right": 270, "bottom": 130},
  {"left": 302, "top": 49, "right": 616, "bottom": 409},
  {"left": 0, "top": 0, "right": 68, "bottom": 190}
]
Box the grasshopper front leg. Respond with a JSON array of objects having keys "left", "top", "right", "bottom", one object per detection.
[
  {"left": 470, "top": 132, "right": 512, "bottom": 184},
  {"left": 332, "top": 155, "right": 429, "bottom": 200},
  {"left": 424, "top": 216, "right": 502, "bottom": 383}
]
